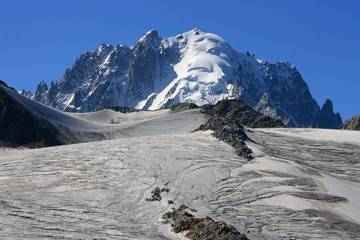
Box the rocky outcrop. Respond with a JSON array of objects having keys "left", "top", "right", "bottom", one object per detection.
[
  {"left": 197, "top": 100, "right": 285, "bottom": 159},
  {"left": 313, "top": 99, "right": 342, "bottom": 129},
  {"left": 24, "top": 28, "right": 342, "bottom": 128},
  {"left": 144, "top": 187, "right": 170, "bottom": 202},
  {"left": 162, "top": 205, "right": 249, "bottom": 240},
  {"left": 202, "top": 99, "right": 286, "bottom": 128},
  {"left": 0, "top": 83, "right": 60, "bottom": 148},
  {"left": 197, "top": 116, "right": 254, "bottom": 159},
  {"left": 169, "top": 102, "right": 199, "bottom": 113},
  {"left": 339, "top": 115, "right": 360, "bottom": 130}
]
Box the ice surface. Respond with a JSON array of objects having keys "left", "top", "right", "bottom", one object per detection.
[
  {"left": 250, "top": 195, "right": 316, "bottom": 211},
  {"left": 256, "top": 127, "right": 360, "bottom": 145},
  {"left": 0, "top": 131, "right": 246, "bottom": 239},
  {"left": 1, "top": 85, "right": 360, "bottom": 239},
  {"left": 1, "top": 123, "right": 360, "bottom": 239},
  {"left": 321, "top": 174, "right": 360, "bottom": 223}
]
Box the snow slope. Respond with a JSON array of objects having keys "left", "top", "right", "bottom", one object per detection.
[
  {"left": 2, "top": 85, "right": 207, "bottom": 143},
  {"left": 1, "top": 125, "right": 360, "bottom": 239},
  {"left": 137, "top": 28, "right": 235, "bottom": 110}
]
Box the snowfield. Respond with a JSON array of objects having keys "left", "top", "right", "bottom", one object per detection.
[{"left": 1, "top": 123, "right": 360, "bottom": 239}]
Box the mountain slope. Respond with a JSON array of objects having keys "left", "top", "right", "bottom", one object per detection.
[
  {"left": 0, "top": 83, "right": 60, "bottom": 148},
  {"left": 2, "top": 83, "right": 208, "bottom": 147},
  {"left": 25, "top": 28, "right": 341, "bottom": 128}
]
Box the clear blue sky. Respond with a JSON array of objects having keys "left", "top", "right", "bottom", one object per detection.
[{"left": 1, "top": 0, "right": 359, "bottom": 120}]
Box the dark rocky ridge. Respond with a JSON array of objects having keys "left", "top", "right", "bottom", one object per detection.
[
  {"left": 197, "top": 117, "right": 254, "bottom": 159},
  {"left": 339, "top": 114, "right": 360, "bottom": 130},
  {"left": 196, "top": 100, "right": 285, "bottom": 159},
  {"left": 202, "top": 99, "right": 286, "bottom": 128},
  {"left": 168, "top": 102, "right": 199, "bottom": 113},
  {"left": 0, "top": 83, "right": 61, "bottom": 148},
  {"left": 313, "top": 99, "right": 342, "bottom": 129}
]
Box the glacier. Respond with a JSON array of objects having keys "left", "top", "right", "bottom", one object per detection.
[
  {"left": 1, "top": 83, "right": 360, "bottom": 239},
  {"left": 1, "top": 124, "right": 359, "bottom": 239}
]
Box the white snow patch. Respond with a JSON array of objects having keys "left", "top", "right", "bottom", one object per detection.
[
  {"left": 232, "top": 156, "right": 302, "bottom": 177},
  {"left": 253, "top": 128, "right": 360, "bottom": 145},
  {"left": 321, "top": 174, "right": 360, "bottom": 223},
  {"left": 250, "top": 194, "right": 315, "bottom": 211}
]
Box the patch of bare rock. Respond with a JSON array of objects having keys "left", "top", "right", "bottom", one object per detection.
[
  {"left": 162, "top": 204, "right": 249, "bottom": 240},
  {"left": 196, "top": 99, "right": 285, "bottom": 160},
  {"left": 340, "top": 114, "right": 360, "bottom": 130},
  {"left": 144, "top": 187, "right": 170, "bottom": 202}
]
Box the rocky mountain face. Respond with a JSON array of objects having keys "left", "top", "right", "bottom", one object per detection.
[
  {"left": 339, "top": 115, "right": 360, "bottom": 130},
  {"left": 24, "top": 28, "right": 342, "bottom": 128},
  {"left": 313, "top": 99, "right": 342, "bottom": 129}
]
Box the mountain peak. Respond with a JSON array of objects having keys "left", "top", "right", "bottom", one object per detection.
[
  {"left": 145, "top": 29, "right": 159, "bottom": 39},
  {"left": 36, "top": 80, "right": 48, "bottom": 94},
  {"left": 24, "top": 29, "right": 342, "bottom": 128},
  {"left": 193, "top": 27, "right": 206, "bottom": 35},
  {"left": 313, "top": 99, "right": 342, "bottom": 128},
  {"left": 134, "top": 29, "right": 161, "bottom": 49},
  {"left": 322, "top": 99, "right": 334, "bottom": 114},
  {"left": 99, "top": 43, "right": 113, "bottom": 50}
]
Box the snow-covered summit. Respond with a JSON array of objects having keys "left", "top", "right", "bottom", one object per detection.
[{"left": 25, "top": 28, "right": 342, "bottom": 128}]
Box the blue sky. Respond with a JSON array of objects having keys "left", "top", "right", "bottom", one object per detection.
[{"left": 1, "top": 0, "right": 359, "bottom": 120}]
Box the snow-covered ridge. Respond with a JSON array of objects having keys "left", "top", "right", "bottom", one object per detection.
[{"left": 24, "top": 28, "right": 342, "bottom": 128}]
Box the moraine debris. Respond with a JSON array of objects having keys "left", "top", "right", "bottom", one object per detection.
[
  {"left": 162, "top": 204, "right": 249, "bottom": 240},
  {"left": 144, "top": 187, "right": 170, "bottom": 202}
]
